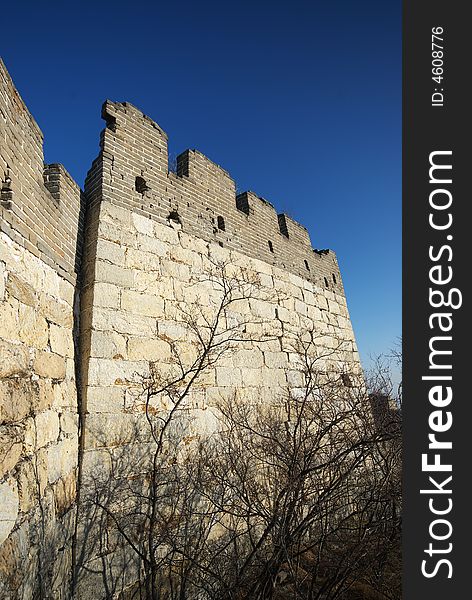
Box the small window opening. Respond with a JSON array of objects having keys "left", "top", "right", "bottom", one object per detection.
[
  {"left": 304, "top": 259, "right": 310, "bottom": 271},
  {"left": 332, "top": 273, "right": 337, "bottom": 284},
  {"left": 217, "top": 215, "right": 225, "bottom": 231},
  {"left": 268, "top": 240, "right": 274, "bottom": 253},
  {"left": 168, "top": 210, "right": 181, "bottom": 225},
  {"left": 135, "top": 176, "right": 149, "bottom": 194},
  {"left": 278, "top": 214, "right": 289, "bottom": 238},
  {"left": 342, "top": 373, "right": 352, "bottom": 387},
  {"left": 324, "top": 277, "right": 329, "bottom": 288}
]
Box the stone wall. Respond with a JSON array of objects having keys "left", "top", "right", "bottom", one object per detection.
[
  {"left": 0, "top": 58, "right": 82, "bottom": 600},
  {"left": 0, "top": 233, "right": 78, "bottom": 599},
  {"left": 0, "top": 58, "right": 361, "bottom": 599},
  {"left": 74, "top": 102, "right": 360, "bottom": 596},
  {"left": 80, "top": 204, "right": 359, "bottom": 430}
]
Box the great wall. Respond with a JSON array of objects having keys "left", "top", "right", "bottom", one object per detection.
[{"left": 0, "top": 58, "right": 361, "bottom": 599}]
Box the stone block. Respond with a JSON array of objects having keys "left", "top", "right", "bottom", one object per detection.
[
  {"left": 0, "top": 429, "right": 22, "bottom": 478},
  {"left": 87, "top": 357, "right": 147, "bottom": 387},
  {"left": 42, "top": 266, "right": 61, "bottom": 299},
  {"left": 96, "top": 239, "right": 126, "bottom": 266},
  {"left": 0, "top": 480, "right": 19, "bottom": 545},
  {"left": 16, "top": 454, "right": 44, "bottom": 513},
  {"left": 18, "top": 304, "right": 49, "bottom": 348},
  {"left": 196, "top": 368, "right": 216, "bottom": 387},
  {"left": 216, "top": 367, "right": 242, "bottom": 387},
  {"left": 0, "top": 378, "right": 38, "bottom": 424},
  {"left": 100, "top": 202, "right": 132, "bottom": 227},
  {"left": 0, "top": 299, "right": 20, "bottom": 341},
  {"left": 132, "top": 212, "right": 154, "bottom": 236},
  {"left": 137, "top": 234, "right": 168, "bottom": 257},
  {"left": 59, "top": 412, "right": 78, "bottom": 436},
  {"left": 315, "top": 294, "right": 329, "bottom": 311},
  {"left": 34, "top": 351, "right": 66, "bottom": 380},
  {"left": 258, "top": 273, "right": 274, "bottom": 289},
  {"left": 86, "top": 386, "right": 125, "bottom": 414},
  {"left": 231, "top": 348, "right": 264, "bottom": 368},
  {"left": 153, "top": 222, "right": 180, "bottom": 245},
  {"left": 158, "top": 321, "right": 188, "bottom": 341},
  {"left": 286, "top": 369, "right": 305, "bottom": 387},
  {"left": 91, "top": 282, "right": 121, "bottom": 309},
  {"left": 172, "top": 245, "right": 203, "bottom": 270},
  {"left": 95, "top": 260, "right": 134, "bottom": 288},
  {"left": 0, "top": 340, "right": 29, "bottom": 377},
  {"left": 328, "top": 299, "right": 341, "bottom": 315},
  {"left": 230, "top": 297, "right": 250, "bottom": 316},
  {"left": 59, "top": 278, "right": 75, "bottom": 306},
  {"left": 207, "top": 243, "right": 229, "bottom": 264},
  {"left": 160, "top": 259, "right": 190, "bottom": 281},
  {"left": 288, "top": 272, "right": 305, "bottom": 289},
  {"left": 302, "top": 289, "right": 315, "bottom": 306},
  {"left": 126, "top": 247, "right": 161, "bottom": 272},
  {"left": 121, "top": 289, "right": 165, "bottom": 317},
  {"left": 251, "top": 256, "right": 273, "bottom": 276},
  {"left": 52, "top": 470, "right": 76, "bottom": 517},
  {"left": 275, "top": 305, "right": 299, "bottom": 326},
  {"left": 238, "top": 368, "right": 263, "bottom": 387},
  {"left": 24, "top": 410, "right": 60, "bottom": 450},
  {"left": 172, "top": 340, "right": 199, "bottom": 366},
  {"left": 260, "top": 367, "right": 287, "bottom": 387},
  {"left": 90, "top": 331, "right": 127, "bottom": 359},
  {"left": 134, "top": 271, "right": 172, "bottom": 297},
  {"left": 264, "top": 351, "right": 289, "bottom": 369},
  {"left": 84, "top": 413, "right": 148, "bottom": 449},
  {"left": 46, "top": 438, "right": 77, "bottom": 483},
  {"left": 98, "top": 220, "right": 137, "bottom": 248},
  {"left": 294, "top": 299, "right": 308, "bottom": 317},
  {"left": 51, "top": 379, "right": 76, "bottom": 410},
  {"left": 92, "top": 307, "right": 156, "bottom": 337},
  {"left": 6, "top": 273, "right": 37, "bottom": 307},
  {"left": 127, "top": 337, "right": 171, "bottom": 361},
  {"left": 249, "top": 299, "right": 275, "bottom": 320},
  {"left": 49, "top": 323, "right": 74, "bottom": 357},
  {"left": 307, "top": 305, "right": 322, "bottom": 322},
  {"left": 39, "top": 294, "right": 73, "bottom": 328},
  {"left": 80, "top": 447, "right": 113, "bottom": 485}
]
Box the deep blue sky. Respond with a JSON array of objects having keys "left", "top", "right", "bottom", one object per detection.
[{"left": 2, "top": 0, "right": 401, "bottom": 374}]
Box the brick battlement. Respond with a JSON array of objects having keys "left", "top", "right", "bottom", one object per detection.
[
  {"left": 0, "top": 59, "right": 84, "bottom": 284},
  {"left": 85, "top": 99, "right": 343, "bottom": 293},
  {"left": 0, "top": 55, "right": 342, "bottom": 292}
]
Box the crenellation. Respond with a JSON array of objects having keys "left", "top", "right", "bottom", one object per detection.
[
  {"left": 88, "top": 98, "right": 346, "bottom": 293},
  {"left": 0, "top": 61, "right": 84, "bottom": 286}
]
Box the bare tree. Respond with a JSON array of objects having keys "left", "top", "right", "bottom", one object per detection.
[
  {"left": 187, "top": 332, "right": 401, "bottom": 600},
  {"left": 74, "top": 265, "right": 401, "bottom": 600},
  {"left": 75, "top": 261, "right": 276, "bottom": 599}
]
